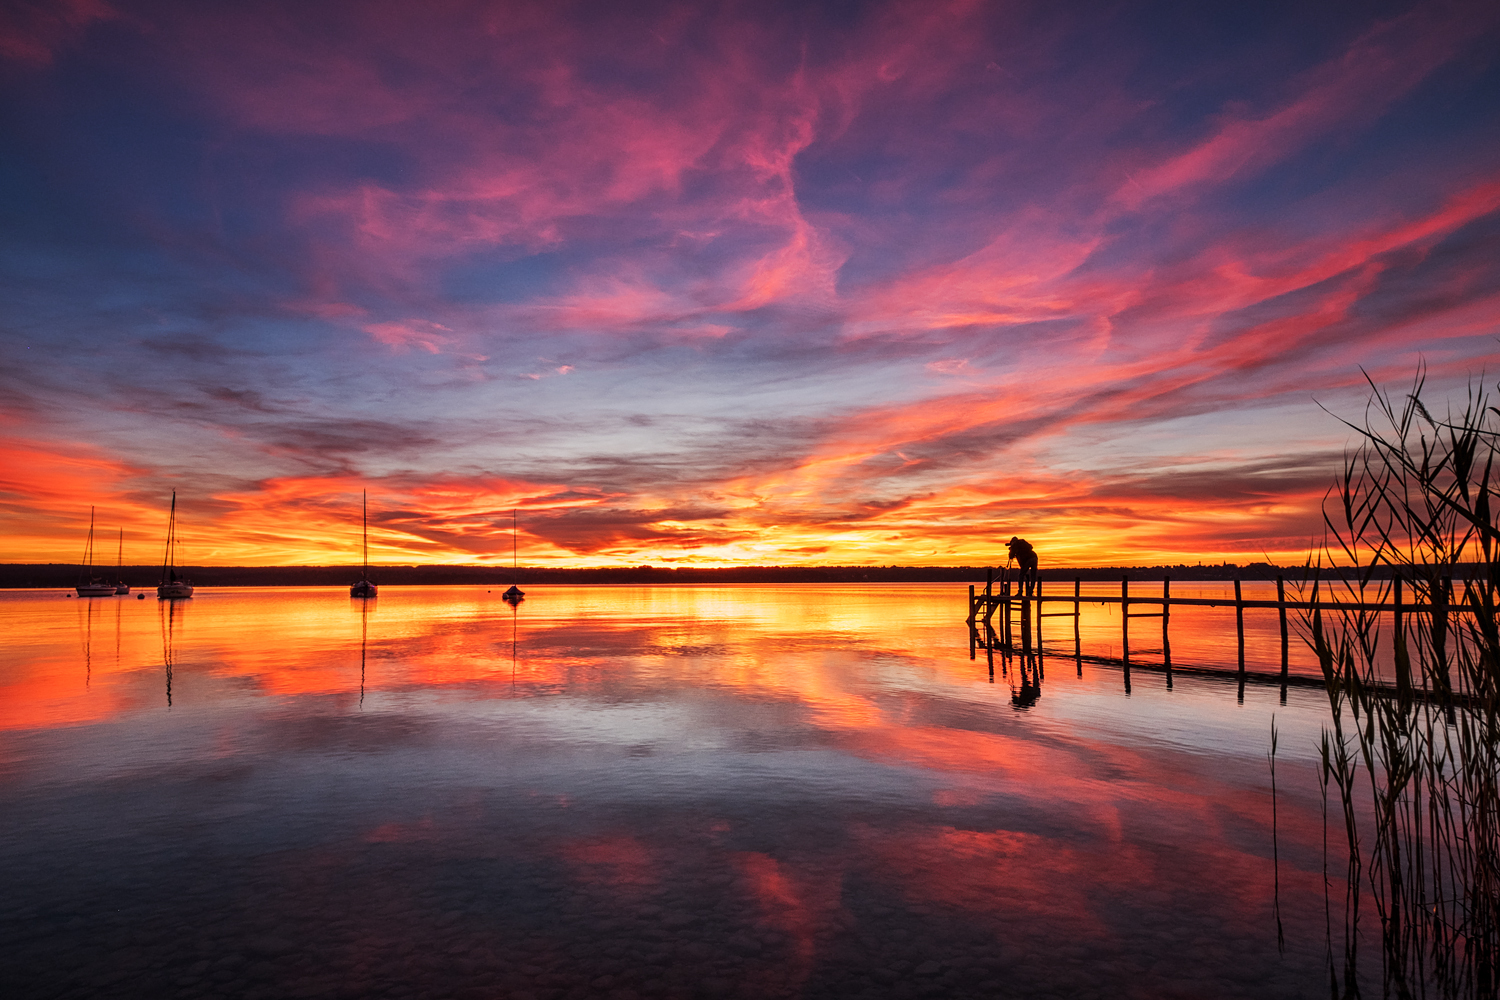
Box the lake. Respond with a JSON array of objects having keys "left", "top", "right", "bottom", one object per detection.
[{"left": 2, "top": 584, "right": 1358, "bottom": 999}]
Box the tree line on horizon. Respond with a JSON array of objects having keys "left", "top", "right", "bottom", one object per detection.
[{"left": 4, "top": 560, "right": 1486, "bottom": 589}]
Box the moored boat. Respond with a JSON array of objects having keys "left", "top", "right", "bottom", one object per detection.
[
  {"left": 76, "top": 507, "right": 117, "bottom": 597},
  {"left": 156, "top": 491, "right": 193, "bottom": 599},
  {"left": 77, "top": 582, "right": 117, "bottom": 596},
  {"left": 114, "top": 528, "right": 130, "bottom": 594},
  {"left": 157, "top": 579, "right": 194, "bottom": 599},
  {"left": 350, "top": 489, "right": 378, "bottom": 598},
  {"left": 501, "top": 509, "right": 524, "bottom": 605}
]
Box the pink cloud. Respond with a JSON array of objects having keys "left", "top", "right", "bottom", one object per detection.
[
  {"left": 10, "top": 1, "right": 1498, "bottom": 569},
  {"left": 363, "top": 318, "right": 453, "bottom": 353}
]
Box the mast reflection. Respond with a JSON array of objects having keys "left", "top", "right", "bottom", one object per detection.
[
  {"left": 114, "top": 597, "right": 122, "bottom": 677},
  {"left": 78, "top": 596, "right": 96, "bottom": 688},
  {"left": 158, "top": 597, "right": 183, "bottom": 707},
  {"left": 360, "top": 596, "right": 369, "bottom": 707},
  {"left": 509, "top": 596, "right": 519, "bottom": 691}
]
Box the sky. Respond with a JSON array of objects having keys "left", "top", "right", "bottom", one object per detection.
[{"left": 2, "top": 0, "right": 1498, "bottom": 569}]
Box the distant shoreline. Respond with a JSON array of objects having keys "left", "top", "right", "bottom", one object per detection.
[{"left": 0, "top": 562, "right": 1472, "bottom": 588}]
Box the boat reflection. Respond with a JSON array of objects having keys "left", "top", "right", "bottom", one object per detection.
[
  {"left": 158, "top": 596, "right": 184, "bottom": 706},
  {"left": 77, "top": 595, "right": 96, "bottom": 687},
  {"left": 508, "top": 593, "right": 519, "bottom": 690},
  {"left": 358, "top": 594, "right": 369, "bottom": 706}
]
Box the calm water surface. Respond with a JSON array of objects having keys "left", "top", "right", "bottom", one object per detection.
[{"left": 3, "top": 585, "right": 1355, "bottom": 999}]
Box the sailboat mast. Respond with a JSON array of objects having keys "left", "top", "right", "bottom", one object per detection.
[
  {"left": 499, "top": 509, "right": 524, "bottom": 603},
  {"left": 161, "top": 491, "right": 176, "bottom": 583},
  {"left": 117, "top": 528, "right": 123, "bottom": 571},
  {"left": 80, "top": 506, "right": 96, "bottom": 584},
  {"left": 363, "top": 490, "right": 369, "bottom": 576}
]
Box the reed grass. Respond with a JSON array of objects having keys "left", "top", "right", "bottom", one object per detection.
[{"left": 1299, "top": 368, "right": 1498, "bottom": 998}]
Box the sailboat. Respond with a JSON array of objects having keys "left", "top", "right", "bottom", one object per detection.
[
  {"left": 156, "top": 491, "right": 194, "bottom": 599},
  {"left": 76, "top": 507, "right": 118, "bottom": 596},
  {"left": 114, "top": 528, "right": 130, "bottom": 594},
  {"left": 350, "top": 490, "right": 378, "bottom": 598},
  {"left": 502, "top": 508, "right": 524, "bottom": 604}
]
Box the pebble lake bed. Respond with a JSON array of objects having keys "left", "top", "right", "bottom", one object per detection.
[{"left": 2, "top": 584, "right": 1366, "bottom": 998}]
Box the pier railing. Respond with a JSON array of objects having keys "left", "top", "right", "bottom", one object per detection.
[{"left": 966, "top": 567, "right": 1475, "bottom": 692}]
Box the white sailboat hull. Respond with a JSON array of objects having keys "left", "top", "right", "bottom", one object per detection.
[
  {"left": 76, "top": 583, "right": 117, "bottom": 597},
  {"left": 157, "top": 581, "right": 194, "bottom": 599}
]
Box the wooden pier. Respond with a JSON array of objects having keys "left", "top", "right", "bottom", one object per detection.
[{"left": 966, "top": 568, "right": 1475, "bottom": 694}]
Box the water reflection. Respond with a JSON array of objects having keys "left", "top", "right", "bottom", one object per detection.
[
  {"left": 158, "top": 596, "right": 183, "bottom": 706},
  {"left": 509, "top": 596, "right": 519, "bottom": 691},
  {"left": 972, "top": 626, "right": 1044, "bottom": 709},
  {"left": 0, "top": 585, "right": 1369, "bottom": 999},
  {"left": 78, "top": 595, "right": 96, "bottom": 688},
  {"left": 358, "top": 595, "right": 368, "bottom": 707},
  {"left": 1009, "top": 653, "right": 1042, "bottom": 709}
]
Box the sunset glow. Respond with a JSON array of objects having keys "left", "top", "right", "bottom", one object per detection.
[{"left": 3, "top": 0, "right": 1498, "bottom": 567}]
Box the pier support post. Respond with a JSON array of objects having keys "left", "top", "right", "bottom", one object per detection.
[
  {"left": 1276, "top": 576, "right": 1288, "bottom": 680},
  {"left": 1033, "top": 579, "right": 1042, "bottom": 655},
  {"left": 1434, "top": 576, "right": 1452, "bottom": 697},
  {"left": 999, "top": 577, "right": 1010, "bottom": 647},
  {"left": 1160, "top": 577, "right": 1172, "bottom": 689},
  {"left": 1234, "top": 578, "right": 1245, "bottom": 677},
  {"left": 1393, "top": 573, "right": 1411, "bottom": 701},
  {"left": 1161, "top": 576, "right": 1172, "bottom": 676},
  {"left": 1021, "top": 587, "right": 1032, "bottom": 655},
  {"left": 1073, "top": 577, "right": 1082, "bottom": 672}
]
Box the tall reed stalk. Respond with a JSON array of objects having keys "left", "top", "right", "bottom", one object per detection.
[{"left": 1303, "top": 368, "right": 1499, "bottom": 999}]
